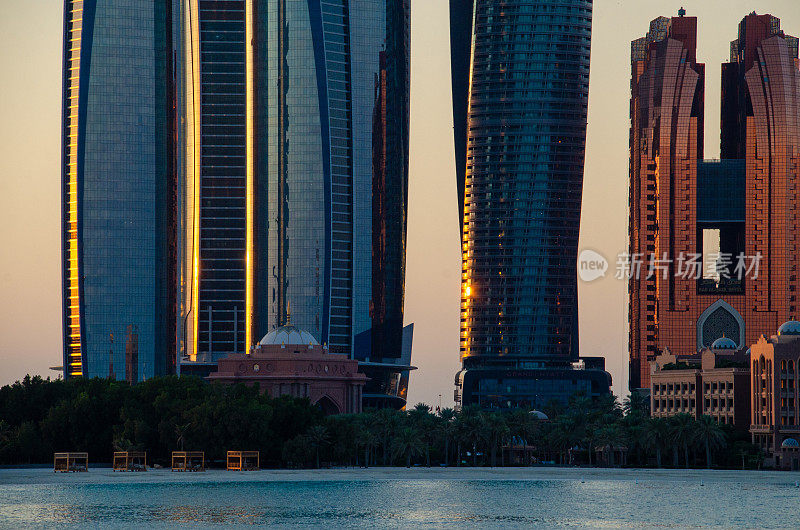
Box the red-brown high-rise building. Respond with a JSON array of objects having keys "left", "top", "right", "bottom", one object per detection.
[{"left": 629, "top": 11, "right": 800, "bottom": 392}]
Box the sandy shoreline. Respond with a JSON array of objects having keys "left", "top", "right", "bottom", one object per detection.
[{"left": 2, "top": 465, "right": 799, "bottom": 486}]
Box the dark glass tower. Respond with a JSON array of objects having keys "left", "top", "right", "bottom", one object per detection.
[
  {"left": 61, "top": 0, "right": 176, "bottom": 380},
  {"left": 181, "top": 0, "right": 248, "bottom": 372},
  {"left": 180, "top": 1, "right": 414, "bottom": 407},
  {"left": 263, "top": 0, "right": 413, "bottom": 408},
  {"left": 452, "top": 0, "right": 610, "bottom": 408}
]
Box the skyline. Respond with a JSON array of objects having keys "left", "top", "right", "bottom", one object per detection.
[{"left": 2, "top": 1, "right": 800, "bottom": 408}]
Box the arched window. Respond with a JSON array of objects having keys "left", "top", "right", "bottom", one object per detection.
[
  {"left": 697, "top": 300, "right": 744, "bottom": 348},
  {"left": 315, "top": 395, "right": 340, "bottom": 416}
]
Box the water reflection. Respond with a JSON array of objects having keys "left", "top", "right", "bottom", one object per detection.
[
  {"left": 156, "top": 506, "right": 265, "bottom": 524},
  {"left": 0, "top": 470, "right": 799, "bottom": 528}
]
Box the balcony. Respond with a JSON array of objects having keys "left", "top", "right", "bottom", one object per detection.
[{"left": 750, "top": 424, "right": 772, "bottom": 433}]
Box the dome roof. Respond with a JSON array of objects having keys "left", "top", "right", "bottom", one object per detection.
[
  {"left": 530, "top": 410, "right": 549, "bottom": 421},
  {"left": 778, "top": 321, "right": 800, "bottom": 336},
  {"left": 711, "top": 337, "right": 738, "bottom": 350},
  {"left": 781, "top": 438, "right": 799, "bottom": 448},
  {"left": 259, "top": 325, "right": 319, "bottom": 346}
]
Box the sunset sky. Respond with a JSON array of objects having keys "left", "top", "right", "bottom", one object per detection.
[{"left": 1, "top": 0, "right": 798, "bottom": 407}]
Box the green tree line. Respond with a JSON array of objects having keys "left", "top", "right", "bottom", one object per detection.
[{"left": 0, "top": 376, "right": 762, "bottom": 469}]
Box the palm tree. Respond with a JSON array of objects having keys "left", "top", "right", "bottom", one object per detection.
[
  {"left": 693, "top": 415, "right": 727, "bottom": 468},
  {"left": 580, "top": 420, "right": 597, "bottom": 466},
  {"left": 668, "top": 414, "right": 695, "bottom": 468},
  {"left": 642, "top": 417, "right": 669, "bottom": 468},
  {"left": 546, "top": 425, "right": 572, "bottom": 465},
  {"left": 505, "top": 408, "right": 540, "bottom": 464},
  {"left": 437, "top": 408, "right": 457, "bottom": 466},
  {"left": 623, "top": 391, "right": 650, "bottom": 417},
  {"left": 307, "top": 425, "right": 330, "bottom": 469},
  {"left": 596, "top": 424, "right": 627, "bottom": 467},
  {"left": 374, "top": 408, "right": 401, "bottom": 466},
  {"left": 392, "top": 426, "right": 424, "bottom": 467},
  {"left": 569, "top": 395, "right": 593, "bottom": 417},
  {"left": 356, "top": 422, "right": 379, "bottom": 467},
  {"left": 507, "top": 409, "right": 539, "bottom": 442},
  {"left": 408, "top": 404, "right": 435, "bottom": 466},
  {"left": 456, "top": 406, "right": 486, "bottom": 466},
  {"left": 596, "top": 395, "right": 623, "bottom": 423},
  {"left": 483, "top": 412, "right": 510, "bottom": 467}
]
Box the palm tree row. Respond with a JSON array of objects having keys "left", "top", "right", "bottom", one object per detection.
[{"left": 286, "top": 394, "right": 761, "bottom": 470}]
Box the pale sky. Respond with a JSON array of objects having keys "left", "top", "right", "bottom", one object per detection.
[{"left": 1, "top": 1, "right": 798, "bottom": 408}]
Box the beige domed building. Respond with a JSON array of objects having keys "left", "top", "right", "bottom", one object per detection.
[
  {"left": 207, "top": 325, "right": 367, "bottom": 415},
  {"left": 750, "top": 321, "right": 800, "bottom": 470},
  {"left": 649, "top": 335, "right": 751, "bottom": 430}
]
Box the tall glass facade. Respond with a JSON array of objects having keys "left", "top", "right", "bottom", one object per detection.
[
  {"left": 263, "top": 1, "right": 410, "bottom": 359},
  {"left": 452, "top": 0, "right": 608, "bottom": 408},
  {"left": 182, "top": 0, "right": 248, "bottom": 368},
  {"left": 61, "top": 0, "right": 176, "bottom": 380},
  {"left": 180, "top": 1, "right": 413, "bottom": 405}
]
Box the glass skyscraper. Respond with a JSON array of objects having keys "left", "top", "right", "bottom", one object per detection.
[
  {"left": 451, "top": 0, "right": 610, "bottom": 408},
  {"left": 181, "top": 0, "right": 249, "bottom": 372},
  {"left": 61, "top": 0, "right": 176, "bottom": 380},
  {"left": 179, "top": 1, "right": 413, "bottom": 407}
]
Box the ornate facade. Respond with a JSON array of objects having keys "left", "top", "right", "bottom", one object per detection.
[
  {"left": 629, "top": 11, "right": 800, "bottom": 391},
  {"left": 207, "top": 325, "right": 366, "bottom": 414},
  {"left": 750, "top": 321, "right": 800, "bottom": 470},
  {"left": 650, "top": 339, "right": 751, "bottom": 431}
]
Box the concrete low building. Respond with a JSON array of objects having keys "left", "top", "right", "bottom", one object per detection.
[
  {"left": 750, "top": 321, "right": 800, "bottom": 470},
  {"left": 650, "top": 337, "right": 750, "bottom": 430},
  {"left": 207, "top": 325, "right": 367, "bottom": 415}
]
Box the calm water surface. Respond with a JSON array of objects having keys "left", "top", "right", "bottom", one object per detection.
[{"left": 1, "top": 467, "right": 799, "bottom": 528}]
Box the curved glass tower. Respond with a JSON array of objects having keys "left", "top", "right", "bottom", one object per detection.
[
  {"left": 262, "top": 0, "right": 413, "bottom": 408},
  {"left": 180, "top": 1, "right": 413, "bottom": 407},
  {"left": 263, "top": 1, "right": 410, "bottom": 358},
  {"left": 452, "top": 0, "right": 609, "bottom": 408},
  {"left": 61, "top": 0, "right": 176, "bottom": 380}
]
